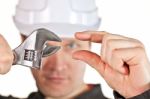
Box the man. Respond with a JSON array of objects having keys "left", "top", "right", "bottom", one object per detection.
[
  {"left": 1, "top": 0, "right": 107, "bottom": 99},
  {"left": 14, "top": 33, "right": 106, "bottom": 99},
  {"left": 0, "top": 0, "right": 150, "bottom": 99}
]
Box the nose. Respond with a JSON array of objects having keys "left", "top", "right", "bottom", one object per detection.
[{"left": 42, "top": 49, "right": 69, "bottom": 72}]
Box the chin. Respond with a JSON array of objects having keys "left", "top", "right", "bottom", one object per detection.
[
  {"left": 41, "top": 87, "right": 73, "bottom": 98},
  {"left": 38, "top": 81, "right": 73, "bottom": 96}
]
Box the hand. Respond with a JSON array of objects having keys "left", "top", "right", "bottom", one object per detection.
[
  {"left": 0, "top": 34, "right": 14, "bottom": 74},
  {"left": 73, "top": 31, "right": 150, "bottom": 98}
]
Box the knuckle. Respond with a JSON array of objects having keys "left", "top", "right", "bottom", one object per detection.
[
  {"left": 131, "top": 38, "right": 145, "bottom": 47},
  {"left": 103, "top": 34, "right": 110, "bottom": 41},
  {"left": 102, "top": 34, "right": 112, "bottom": 48},
  {"left": 136, "top": 46, "right": 145, "bottom": 52},
  {"left": 0, "top": 65, "right": 10, "bottom": 74},
  {"left": 0, "top": 54, "right": 13, "bottom": 64},
  {"left": 0, "top": 34, "right": 4, "bottom": 40},
  {"left": 0, "top": 34, "right": 3, "bottom": 37},
  {"left": 106, "top": 39, "right": 114, "bottom": 48},
  {"left": 137, "top": 41, "right": 145, "bottom": 47},
  {"left": 103, "top": 34, "right": 117, "bottom": 44},
  {"left": 0, "top": 55, "right": 13, "bottom": 74},
  {"left": 133, "top": 47, "right": 147, "bottom": 62}
]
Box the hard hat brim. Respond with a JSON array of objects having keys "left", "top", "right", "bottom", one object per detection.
[{"left": 14, "top": 18, "right": 101, "bottom": 38}]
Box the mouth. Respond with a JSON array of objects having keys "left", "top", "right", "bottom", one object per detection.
[{"left": 44, "top": 75, "right": 67, "bottom": 83}]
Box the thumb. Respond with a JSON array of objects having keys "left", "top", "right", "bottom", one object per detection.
[{"left": 72, "top": 50, "right": 105, "bottom": 76}]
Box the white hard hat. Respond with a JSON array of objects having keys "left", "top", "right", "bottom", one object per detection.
[{"left": 13, "top": 0, "right": 101, "bottom": 37}]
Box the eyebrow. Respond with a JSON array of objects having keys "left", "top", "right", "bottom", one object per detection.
[{"left": 61, "top": 38, "right": 76, "bottom": 43}]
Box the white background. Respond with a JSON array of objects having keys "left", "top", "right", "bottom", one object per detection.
[{"left": 0, "top": 0, "right": 150, "bottom": 98}]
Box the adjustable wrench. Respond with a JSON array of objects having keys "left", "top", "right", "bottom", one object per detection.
[{"left": 13, "top": 28, "right": 62, "bottom": 69}]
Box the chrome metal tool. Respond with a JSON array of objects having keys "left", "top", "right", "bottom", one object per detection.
[{"left": 13, "top": 28, "right": 61, "bottom": 69}]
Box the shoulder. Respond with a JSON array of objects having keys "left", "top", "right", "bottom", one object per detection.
[
  {"left": 75, "top": 84, "right": 108, "bottom": 99},
  {"left": 27, "top": 91, "right": 44, "bottom": 99},
  {"left": 114, "top": 89, "right": 150, "bottom": 99},
  {"left": 129, "top": 89, "right": 150, "bottom": 99},
  {"left": 0, "top": 95, "right": 19, "bottom": 99}
]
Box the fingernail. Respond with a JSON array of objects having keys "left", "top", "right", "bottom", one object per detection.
[{"left": 75, "top": 32, "right": 91, "bottom": 38}]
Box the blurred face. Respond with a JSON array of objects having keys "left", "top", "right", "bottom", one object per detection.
[{"left": 30, "top": 37, "right": 90, "bottom": 99}]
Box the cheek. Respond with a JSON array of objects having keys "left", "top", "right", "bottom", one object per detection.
[
  {"left": 69, "top": 60, "right": 86, "bottom": 81},
  {"left": 31, "top": 69, "right": 48, "bottom": 87},
  {"left": 31, "top": 70, "right": 53, "bottom": 91},
  {"left": 31, "top": 69, "right": 43, "bottom": 83}
]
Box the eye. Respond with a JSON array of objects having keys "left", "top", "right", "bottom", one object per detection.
[{"left": 67, "top": 42, "right": 78, "bottom": 49}]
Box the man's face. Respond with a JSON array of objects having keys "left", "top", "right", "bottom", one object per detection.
[{"left": 31, "top": 37, "right": 90, "bottom": 98}]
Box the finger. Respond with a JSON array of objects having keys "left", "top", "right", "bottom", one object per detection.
[
  {"left": 72, "top": 50, "right": 105, "bottom": 76},
  {"left": 101, "top": 34, "right": 130, "bottom": 62},
  {"left": 75, "top": 31, "right": 108, "bottom": 43},
  {"left": 105, "top": 39, "right": 143, "bottom": 68},
  {"left": 111, "top": 47, "right": 146, "bottom": 74},
  {"left": 0, "top": 34, "right": 13, "bottom": 74}
]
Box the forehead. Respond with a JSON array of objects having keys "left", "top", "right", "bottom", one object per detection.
[{"left": 61, "top": 37, "right": 78, "bottom": 42}]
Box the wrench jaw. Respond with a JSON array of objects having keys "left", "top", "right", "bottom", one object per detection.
[
  {"left": 42, "top": 44, "right": 61, "bottom": 57},
  {"left": 13, "top": 28, "right": 62, "bottom": 69},
  {"left": 35, "top": 28, "right": 62, "bottom": 57}
]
